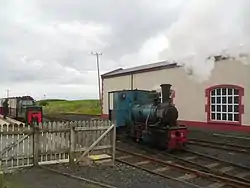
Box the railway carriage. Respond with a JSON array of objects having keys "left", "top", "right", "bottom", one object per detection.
[{"left": 0, "top": 96, "right": 43, "bottom": 124}]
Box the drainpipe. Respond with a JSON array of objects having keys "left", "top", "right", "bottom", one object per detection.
[{"left": 131, "top": 74, "right": 134, "bottom": 90}]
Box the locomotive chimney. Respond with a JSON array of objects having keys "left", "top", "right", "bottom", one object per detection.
[{"left": 160, "top": 84, "right": 171, "bottom": 103}]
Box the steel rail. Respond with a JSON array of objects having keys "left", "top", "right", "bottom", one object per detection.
[
  {"left": 116, "top": 148, "right": 250, "bottom": 188},
  {"left": 185, "top": 149, "right": 250, "bottom": 171},
  {"left": 117, "top": 136, "right": 250, "bottom": 185},
  {"left": 188, "top": 139, "right": 250, "bottom": 154},
  {"left": 115, "top": 149, "right": 203, "bottom": 188},
  {"left": 164, "top": 150, "right": 250, "bottom": 184},
  {"left": 190, "top": 138, "right": 250, "bottom": 150},
  {"left": 212, "top": 133, "right": 250, "bottom": 140},
  {"left": 119, "top": 137, "right": 250, "bottom": 183},
  {"left": 43, "top": 115, "right": 69, "bottom": 122}
]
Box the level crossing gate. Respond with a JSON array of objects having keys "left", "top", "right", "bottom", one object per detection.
[{"left": 0, "top": 119, "right": 116, "bottom": 172}]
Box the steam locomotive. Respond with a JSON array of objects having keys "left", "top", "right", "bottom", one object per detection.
[
  {"left": 108, "top": 84, "right": 188, "bottom": 150},
  {"left": 0, "top": 96, "right": 43, "bottom": 124}
]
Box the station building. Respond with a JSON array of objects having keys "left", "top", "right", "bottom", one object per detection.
[{"left": 101, "top": 57, "right": 250, "bottom": 132}]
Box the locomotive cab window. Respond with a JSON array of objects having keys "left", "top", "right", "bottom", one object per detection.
[
  {"left": 22, "top": 100, "right": 34, "bottom": 106},
  {"left": 18, "top": 101, "right": 23, "bottom": 112},
  {"left": 120, "top": 93, "right": 126, "bottom": 100}
]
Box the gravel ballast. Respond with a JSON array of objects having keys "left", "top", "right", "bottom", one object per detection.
[
  {"left": 187, "top": 128, "right": 250, "bottom": 166},
  {"left": 188, "top": 145, "right": 250, "bottom": 166},
  {"left": 50, "top": 162, "right": 198, "bottom": 188},
  {"left": 188, "top": 128, "right": 250, "bottom": 146}
]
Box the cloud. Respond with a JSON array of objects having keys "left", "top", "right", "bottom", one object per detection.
[
  {"left": 0, "top": 0, "right": 184, "bottom": 99},
  {"left": 159, "top": 0, "right": 250, "bottom": 81},
  {"left": 2, "top": 0, "right": 248, "bottom": 100},
  {"left": 0, "top": 82, "right": 99, "bottom": 100}
]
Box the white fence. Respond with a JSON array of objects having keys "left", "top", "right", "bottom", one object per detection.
[{"left": 0, "top": 119, "right": 116, "bottom": 171}]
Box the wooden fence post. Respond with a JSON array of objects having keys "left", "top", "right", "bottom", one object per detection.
[
  {"left": 111, "top": 120, "right": 116, "bottom": 166},
  {"left": 33, "top": 123, "right": 40, "bottom": 166},
  {"left": 69, "top": 123, "right": 76, "bottom": 165}
]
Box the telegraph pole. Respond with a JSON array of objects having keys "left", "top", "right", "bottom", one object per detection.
[
  {"left": 6, "top": 89, "right": 10, "bottom": 98},
  {"left": 91, "top": 52, "right": 102, "bottom": 109}
]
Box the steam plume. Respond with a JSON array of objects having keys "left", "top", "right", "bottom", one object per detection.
[{"left": 160, "top": 0, "right": 250, "bottom": 81}]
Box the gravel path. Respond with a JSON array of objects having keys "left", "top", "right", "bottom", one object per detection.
[{"left": 50, "top": 163, "right": 197, "bottom": 188}]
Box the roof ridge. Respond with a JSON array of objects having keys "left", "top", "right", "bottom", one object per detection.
[
  {"left": 101, "top": 60, "right": 178, "bottom": 78},
  {"left": 101, "top": 68, "right": 123, "bottom": 76}
]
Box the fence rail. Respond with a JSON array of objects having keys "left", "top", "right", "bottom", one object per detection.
[{"left": 0, "top": 119, "right": 115, "bottom": 171}]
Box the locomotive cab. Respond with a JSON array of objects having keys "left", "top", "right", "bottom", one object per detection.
[
  {"left": 18, "top": 97, "right": 43, "bottom": 124},
  {"left": 0, "top": 96, "right": 43, "bottom": 124}
]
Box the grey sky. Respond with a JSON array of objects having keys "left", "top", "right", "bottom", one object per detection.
[
  {"left": 0, "top": 0, "right": 249, "bottom": 100},
  {"left": 0, "top": 0, "right": 185, "bottom": 99}
]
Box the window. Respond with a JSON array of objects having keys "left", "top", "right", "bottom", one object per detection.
[
  {"left": 205, "top": 85, "right": 244, "bottom": 125},
  {"left": 22, "top": 100, "right": 34, "bottom": 106}
]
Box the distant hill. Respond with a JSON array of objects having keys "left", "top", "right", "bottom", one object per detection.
[
  {"left": 37, "top": 99, "right": 101, "bottom": 115},
  {"left": 39, "top": 99, "right": 67, "bottom": 102}
]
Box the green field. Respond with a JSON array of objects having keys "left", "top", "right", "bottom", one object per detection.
[{"left": 37, "top": 99, "right": 101, "bottom": 115}]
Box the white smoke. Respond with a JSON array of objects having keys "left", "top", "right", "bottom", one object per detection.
[
  {"left": 152, "top": 85, "right": 161, "bottom": 93},
  {"left": 160, "top": 0, "right": 250, "bottom": 81}
]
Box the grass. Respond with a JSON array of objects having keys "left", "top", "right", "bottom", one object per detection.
[{"left": 37, "top": 99, "right": 101, "bottom": 115}]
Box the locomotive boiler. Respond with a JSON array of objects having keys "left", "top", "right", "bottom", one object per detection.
[
  {"left": 0, "top": 96, "right": 43, "bottom": 124},
  {"left": 108, "top": 84, "right": 187, "bottom": 150}
]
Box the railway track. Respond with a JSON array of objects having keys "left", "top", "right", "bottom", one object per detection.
[
  {"left": 43, "top": 115, "right": 69, "bottom": 122},
  {"left": 164, "top": 149, "right": 250, "bottom": 184},
  {"left": 39, "top": 117, "right": 250, "bottom": 187},
  {"left": 188, "top": 138, "right": 250, "bottom": 154},
  {"left": 212, "top": 133, "right": 250, "bottom": 141},
  {"left": 116, "top": 147, "right": 250, "bottom": 188},
  {"left": 116, "top": 136, "right": 250, "bottom": 188}
]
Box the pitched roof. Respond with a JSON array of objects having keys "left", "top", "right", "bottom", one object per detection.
[
  {"left": 101, "top": 60, "right": 179, "bottom": 78},
  {"left": 101, "top": 55, "right": 230, "bottom": 79}
]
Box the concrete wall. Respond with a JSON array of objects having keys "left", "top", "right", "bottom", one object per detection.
[
  {"left": 102, "top": 60, "right": 250, "bottom": 125},
  {"left": 102, "top": 75, "right": 132, "bottom": 114}
]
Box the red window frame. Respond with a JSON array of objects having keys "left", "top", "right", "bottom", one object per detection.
[{"left": 205, "top": 84, "right": 244, "bottom": 125}]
